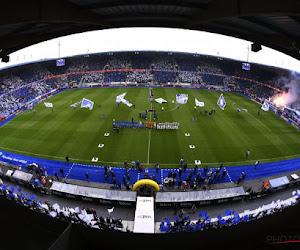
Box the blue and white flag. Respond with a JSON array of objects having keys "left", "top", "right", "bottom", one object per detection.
[
  {"left": 237, "top": 108, "right": 247, "bottom": 112},
  {"left": 176, "top": 94, "right": 188, "bottom": 104},
  {"left": 155, "top": 98, "right": 167, "bottom": 104},
  {"left": 44, "top": 102, "right": 53, "bottom": 108},
  {"left": 81, "top": 98, "right": 94, "bottom": 110},
  {"left": 70, "top": 101, "right": 81, "bottom": 108},
  {"left": 121, "top": 98, "right": 133, "bottom": 107},
  {"left": 261, "top": 100, "right": 269, "bottom": 111},
  {"left": 195, "top": 98, "right": 205, "bottom": 107},
  {"left": 217, "top": 93, "right": 226, "bottom": 110},
  {"left": 115, "top": 92, "right": 133, "bottom": 107},
  {"left": 116, "top": 92, "right": 127, "bottom": 103}
]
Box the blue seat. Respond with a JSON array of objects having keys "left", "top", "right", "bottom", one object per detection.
[
  {"left": 196, "top": 224, "right": 202, "bottom": 231},
  {"left": 29, "top": 194, "right": 36, "bottom": 200},
  {"left": 220, "top": 219, "right": 226, "bottom": 225},
  {"left": 1, "top": 185, "right": 9, "bottom": 190},
  {"left": 243, "top": 215, "right": 249, "bottom": 222},
  {"left": 184, "top": 215, "right": 190, "bottom": 221},
  {"left": 27, "top": 200, "right": 33, "bottom": 205},
  {"left": 16, "top": 186, "right": 22, "bottom": 193},
  {"left": 164, "top": 218, "right": 170, "bottom": 223},
  {"left": 160, "top": 225, "right": 170, "bottom": 232},
  {"left": 7, "top": 193, "right": 15, "bottom": 198},
  {"left": 225, "top": 209, "right": 232, "bottom": 216}
]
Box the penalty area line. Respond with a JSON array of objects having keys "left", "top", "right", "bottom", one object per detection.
[{"left": 247, "top": 111, "right": 271, "bottom": 131}]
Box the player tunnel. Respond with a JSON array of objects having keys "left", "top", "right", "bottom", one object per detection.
[{"left": 132, "top": 179, "right": 160, "bottom": 233}]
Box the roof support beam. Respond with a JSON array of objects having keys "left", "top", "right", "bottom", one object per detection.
[{"left": 0, "top": 0, "right": 108, "bottom": 27}]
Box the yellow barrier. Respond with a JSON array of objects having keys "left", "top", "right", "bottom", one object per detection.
[{"left": 132, "top": 179, "right": 160, "bottom": 192}]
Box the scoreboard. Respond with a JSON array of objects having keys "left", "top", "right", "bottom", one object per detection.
[
  {"left": 56, "top": 59, "right": 65, "bottom": 66},
  {"left": 242, "top": 62, "right": 250, "bottom": 71}
]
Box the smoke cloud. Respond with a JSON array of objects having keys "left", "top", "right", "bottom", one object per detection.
[{"left": 271, "top": 72, "right": 300, "bottom": 109}]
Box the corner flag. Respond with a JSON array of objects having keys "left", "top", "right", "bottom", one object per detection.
[
  {"left": 81, "top": 98, "right": 94, "bottom": 110},
  {"left": 217, "top": 93, "right": 226, "bottom": 110}
]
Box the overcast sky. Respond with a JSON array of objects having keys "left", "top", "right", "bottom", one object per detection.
[{"left": 1, "top": 27, "right": 300, "bottom": 72}]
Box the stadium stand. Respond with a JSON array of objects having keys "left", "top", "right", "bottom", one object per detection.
[
  {"left": 1, "top": 51, "right": 298, "bottom": 128},
  {"left": 1, "top": 51, "right": 300, "bottom": 248}
]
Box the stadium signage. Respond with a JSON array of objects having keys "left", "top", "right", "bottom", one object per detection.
[
  {"left": 137, "top": 215, "right": 152, "bottom": 219},
  {"left": 66, "top": 194, "right": 76, "bottom": 199},
  {"left": 217, "top": 198, "right": 228, "bottom": 203},
  {"left": 81, "top": 197, "right": 93, "bottom": 202},
  {"left": 99, "top": 199, "right": 112, "bottom": 205},
  {"left": 0, "top": 153, "right": 27, "bottom": 164},
  {"left": 158, "top": 202, "right": 173, "bottom": 207},
  {"left": 118, "top": 201, "right": 132, "bottom": 206}
]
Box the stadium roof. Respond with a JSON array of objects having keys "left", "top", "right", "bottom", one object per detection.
[{"left": 1, "top": 0, "right": 300, "bottom": 62}]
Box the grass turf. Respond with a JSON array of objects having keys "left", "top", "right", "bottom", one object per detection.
[{"left": 0, "top": 86, "right": 300, "bottom": 167}]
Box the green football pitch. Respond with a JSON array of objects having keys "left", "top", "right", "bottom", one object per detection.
[{"left": 1, "top": 87, "right": 300, "bottom": 167}]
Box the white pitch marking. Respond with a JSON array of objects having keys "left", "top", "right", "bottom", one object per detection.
[
  {"left": 224, "top": 167, "right": 233, "bottom": 182},
  {"left": 247, "top": 111, "right": 271, "bottom": 131},
  {"left": 195, "top": 160, "right": 201, "bottom": 165},
  {"left": 91, "top": 157, "right": 98, "bottom": 162},
  {"left": 147, "top": 104, "right": 152, "bottom": 165},
  {"left": 232, "top": 101, "right": 271, "bottom": 131},
  {"left": 65, "top": 163, "right": 74, "bottom": 179}
]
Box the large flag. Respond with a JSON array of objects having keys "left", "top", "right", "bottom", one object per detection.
[
  {"left": 70, "top": 101, "right": 81, "bottom": 108},
  {"left": 44, "top": 102, "right": 53, "bottom": 108},
  {"left": 195, "top": 98, "right": 205, "bottom": 107},
  {"left": 81, "top": 98, "right": 94, "bottom": 110},
  {"left": 116, "top": 92, "right": 133, "bottom": 107},
  {"left": 261, "top": 100, "right": 269, "bottom": 111},
  {"left": 217, "top": 93, "right": 226, "bottom": 110},
  {"left": 116, "top": 92, "right": 127, "bottom": 103},
  {"left": 155, "top": 98, "right": 167, "bottom": 104},
  {"left": 237, "top": 108, "right": 248, "bottom": 112},
  {"left": 176, "top": 94, "right": 188, "bottom": 104},
  {"left": 121, "top": 98, "right": 133, "bottom": 107}
]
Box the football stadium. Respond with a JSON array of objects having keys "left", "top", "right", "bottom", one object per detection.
[{"left": 1, "top": 1, "right": 300, "bottom": 249}]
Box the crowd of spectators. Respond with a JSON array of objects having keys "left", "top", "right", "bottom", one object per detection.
[
  {"left": 80, "top": 72, "right": 104, "bottom": 84},
  {"left": 178, "top": 71, "right": 203, "bottom": 85},
  {"left": 163, "top": 165, "right": 229, "bottom": 190},
  {"left": 160, "top": 190, "right": 300, "bottom": 233},
  {"left": 126, "top": 70, "right": 152, "bottom": 83},
  {"left": 0, "top": 182, "right": 124, "bottom": 231},
  {"left": 0, "top": 51, "right": 296, "bottom": 118}
]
